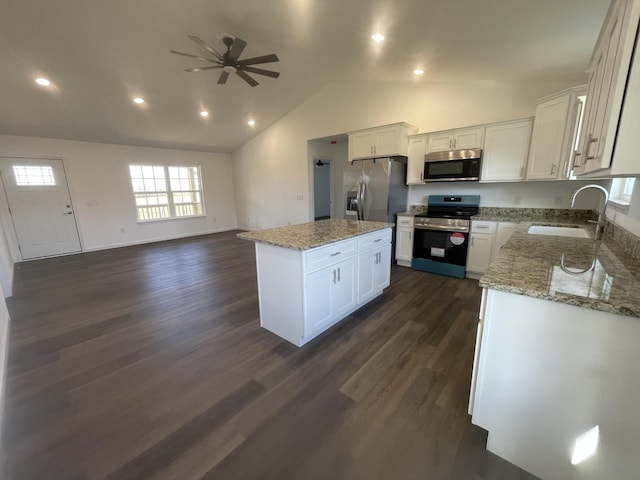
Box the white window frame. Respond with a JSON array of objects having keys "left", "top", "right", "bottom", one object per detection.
[{"left": 129, "top": 164, "right": 205, "bottom": 222}]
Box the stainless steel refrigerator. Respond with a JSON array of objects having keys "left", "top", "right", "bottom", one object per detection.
[{"left": 344, "top": 156, "right": 408, "bottom": 223}]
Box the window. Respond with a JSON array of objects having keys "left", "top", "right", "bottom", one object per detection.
[
  {"left": 129, "top": 164, "right": 204, "bottom": 221},
  {"left": 13, "top": 165, "right": 56, "bottom": 186},
  {"left": 610, "top": 177, "right": 636, "bottom": 207}
]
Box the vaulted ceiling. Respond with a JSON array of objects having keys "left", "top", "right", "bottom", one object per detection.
[{"left": 0, "top": 0, "right": 610, "bottom": 153}]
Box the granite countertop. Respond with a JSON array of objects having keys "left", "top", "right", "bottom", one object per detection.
[
  {"left": 237, "top": 219, "right": 393, "bottom": 250},
  {"left": 480, "top": 224, "right": 640, "bottom": 318}
]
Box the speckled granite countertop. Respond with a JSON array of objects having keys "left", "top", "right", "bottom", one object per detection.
[
  {"left": 472, "top": 207, "right": 595, "bottom": 224},
  {"left": 237, "top": 219, "right": 393, "bottom": 250},
  {"left": 480, "top": 223, "right": 640, "bottom": 318}
]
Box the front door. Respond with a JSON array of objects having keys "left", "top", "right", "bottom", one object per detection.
[{"left": 0, "top": 158, "right": 81, "bottom": 259}]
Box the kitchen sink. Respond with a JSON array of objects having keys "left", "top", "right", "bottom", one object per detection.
[{"left": 527, "top": 225, "right": 590, "bottom": 238}]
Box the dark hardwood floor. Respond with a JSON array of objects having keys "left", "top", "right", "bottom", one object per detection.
[{"left": 0, "top": 231, "right": 539, "bottom": 480}]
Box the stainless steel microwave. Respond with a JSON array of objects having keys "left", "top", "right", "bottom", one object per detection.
[{"left": 423, "top": 148, "right": 482, "bottom": 182}]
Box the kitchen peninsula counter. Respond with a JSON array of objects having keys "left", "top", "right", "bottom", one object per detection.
[
  {"left": 238, "top": 219, "right": 393, "bottom": 347},
  {"left": 470, "top": 221, "right": 640, "bottom": 479},
  {"left": 479, "top": 225, "right": 640, "bottom": 318},
  {"left": 237, "top": 219, "right": 393, "bottom": 250}
]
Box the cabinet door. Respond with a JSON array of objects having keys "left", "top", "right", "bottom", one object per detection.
[
  {"left": 482, "top": 120, "right": 532, "bottom": 182},
  {"left": 395, "top": 226, "right": 413, "bottom": 262},
  {"left": 527, "top": 96, "right": 571, "bottom": 180},
  {"left": 576, "top": 0, "right": 631, "bottom": 174},
  {"left": 374, "top": 126, "right": 401, "bottom": 156},
  {"left": 466, "top": 233, "right": 494, "bottom": 274},
  {"left": 373, "top": 246, "right": 391, "bottom": 292},
  {"left": 428, "top": 132, "right": 455, "bottom": 152},
  {"left": 407, "top": 137, "right": 426, "bottom": 184},
  {"left": 358, "top": 246, "right": 391, "bottom": 303},
  {"left": 350, "top": 131, "right": 375, "bottom": 159},
  {"left": 305, "top": 266, "right": 334, "bottom": 336},
  {"left": 333, "top": 256, "right": 357, "bottom": 317},
  {"left": 454, "top": 127, "right": 485, "bottom": 149}
]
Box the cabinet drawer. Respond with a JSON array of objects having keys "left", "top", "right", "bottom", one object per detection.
[
  {"left": 358, "top": 229, "right": 392, "bottom": 252},
  {"left": 471, "top": 221, "right": 497, "bottom": 234},
  {"left": 304, "top": 238, "right": 357, "bottom": 272},
  {"left": 396, "top": 215, "right": 414, "bottom": 227}
]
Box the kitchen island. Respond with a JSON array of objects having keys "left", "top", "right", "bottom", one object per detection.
[
  {"left": 469, "top": 224, "right": 640, "bottom": 480},
  {"left": 238, "top": 219, "right": 393, "bottom": 346}
]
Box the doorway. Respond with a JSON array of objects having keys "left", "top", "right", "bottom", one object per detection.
[
  {"left": 0, "top": 157, "right": 81, "bottom": 259},
  {"left": 313, "top": 159, "right": 331, "bottom": 220}
]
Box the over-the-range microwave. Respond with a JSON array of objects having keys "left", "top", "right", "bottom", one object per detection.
[{"left": 423, "top": 148, "right": 482, "bottom": 182}]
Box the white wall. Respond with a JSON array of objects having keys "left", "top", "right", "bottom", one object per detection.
[
  {"left": 409, "top": 180, "right": 608, "bottom": 210},
  {"left": 232, "top": 80, "right": 579, "bottom": 230},
  {"left": 0, "top": 135, "right": 237, "bottom": 257}
]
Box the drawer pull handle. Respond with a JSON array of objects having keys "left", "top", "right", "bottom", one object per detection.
[
  {"left": 330, "top": 252, "right": 341, "bottom": 257},
  {"left": 476, "top": 225, "right": 489, "bottom": 229}
]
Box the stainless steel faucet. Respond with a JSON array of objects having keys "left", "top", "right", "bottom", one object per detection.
[{"left": 569, "top": 184, "right": 609, "bottom": 240}]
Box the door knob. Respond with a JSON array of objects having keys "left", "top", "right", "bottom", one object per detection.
[{"left": 63, "top": 211, "right": 73, "bottom": 215}]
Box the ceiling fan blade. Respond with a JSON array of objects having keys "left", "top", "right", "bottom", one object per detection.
[
  {"left": 237, "top": 54, "right": 279, "bottom": 66},
  {"left": 170, "top": 50, "right": 218, "bottom": 63},
  {"left": 240, "top": 66, "right": 280, "bottom": 78},
  {"left": 236, "top": 70, "right": 259, "bottom": 87},
  {"left": 185, "top": 65, "right": 222, "bottom": 72},
  {"left": 218, "top": 71, "right": 230, "bottom": 85},
  {"left": 188, "top": 35, "right": 222, "bottom": 59},
  {"left": 228, "top": 37, "right": 247, "bottom": 61}
]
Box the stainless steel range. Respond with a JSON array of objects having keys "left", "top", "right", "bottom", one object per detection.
[{"left": 412, "top": 195, "right": 480, "bottom": 278}]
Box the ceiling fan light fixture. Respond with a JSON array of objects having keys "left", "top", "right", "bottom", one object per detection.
[
  {"left": 247, "top": 119, "right": 256, "bottom": 127},
  {"left": 35, "top": 77, "right": 51, "bottom": 87},
  {"left": 133, "top": 97, "right": 145, "bottom": 105},
  {"left": 200, "top": 111, "right": 209, "bottom": 117},
  {"left": 223, "top": 65, "right": 237, "bottom": 74},
  {"left": 371, "top": 33, "right": 385, "bottom": 43}
]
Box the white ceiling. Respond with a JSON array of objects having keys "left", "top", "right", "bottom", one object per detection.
[{"left": 0, "top": 0, "right": 610, "bottom": 153}]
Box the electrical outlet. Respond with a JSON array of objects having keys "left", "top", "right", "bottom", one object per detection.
[
  {"left": 86, "top": 200, "right": 98, "bottom": 207},
  {"left": 513, "top": 195, "right": 522, "bottom": 205},
  {"left": 553, "top": 195, "right": 564, "bottom": 206},
  {"left": 120, "top": 227, "right": 125, "bottom": 234},
  {"left": 295, "top": 194, "right": 304, "bottom": 200}
]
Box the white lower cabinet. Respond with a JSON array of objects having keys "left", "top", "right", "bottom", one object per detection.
[
  {"left": 358, "top": 244, "right": 391, "bottom": 303},
  {"left": 466, "top": 221, "right": 518, "bottom": 278},
  {"left": 395, "top": 215, "right": 414, "bottom": 267},
  {"left": 466, "top": 233, "right": 494, "bottom": 275},
  {"left": 305, "top": 256, "right": 357, "bottom": 337},
  {"left": 255, "top": 228, "right": 392, "bottom": 346}
]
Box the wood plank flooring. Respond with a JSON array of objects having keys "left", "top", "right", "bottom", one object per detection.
[{"left": 0, "top": 231, "right": 540, "bottom": 480}]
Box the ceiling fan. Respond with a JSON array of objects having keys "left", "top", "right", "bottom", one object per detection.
[{"left": 170, "top": 35, "right": 280, "bottom": 87}]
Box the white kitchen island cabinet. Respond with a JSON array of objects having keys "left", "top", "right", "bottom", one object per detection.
[{"left": 238, "top": 220, "right": 392, "bottom": 347}]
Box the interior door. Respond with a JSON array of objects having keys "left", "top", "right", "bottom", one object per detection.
[{"left": 0, "top": 158, "right": 81, "bottom": 259}]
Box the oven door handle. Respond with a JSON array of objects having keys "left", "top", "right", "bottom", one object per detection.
[{"left": 414, "top": 224, "right": 469, "bottom": 233}]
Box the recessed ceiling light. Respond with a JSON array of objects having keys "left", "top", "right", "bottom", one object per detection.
[
  {"left": 413, "top": 68, "right": 425, "bottom": 75},
  {"left": 200, "top": 111, "right": 209, "bottom": 117},
  {"left": 133, "top": 97, "right": 145, "bottom": 105},
  {"left": 371, "top": 33, "right": 385, "bottom": 43},
  {"left": 247, "top": 119, "right": 256, "bottom": 127},
  {"left": 35, "top": 77, "right": 51, "bottom": 87}
]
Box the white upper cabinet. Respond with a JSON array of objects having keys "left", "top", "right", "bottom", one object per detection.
[
  {"left": 406, "top": 136, "right": 427, "bottom": 184},
  {"left": 348, "top": 123, "right": 418, "bottom": 161},
  {"left": 527, "top": 86, "right": 586, "bottom": 181},
  {"left": 575, "top": 0, "right": 640, "bottom": 176},
  {"left": 481, "top": 119, "right": 533, "bottom": 182},
  {"left": 427, "top": 127, "right": 485, "bottom": 152}
]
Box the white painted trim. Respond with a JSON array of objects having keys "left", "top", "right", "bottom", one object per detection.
[{"left": 0, "top": 296, "right": 9, "bottom": 442}]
